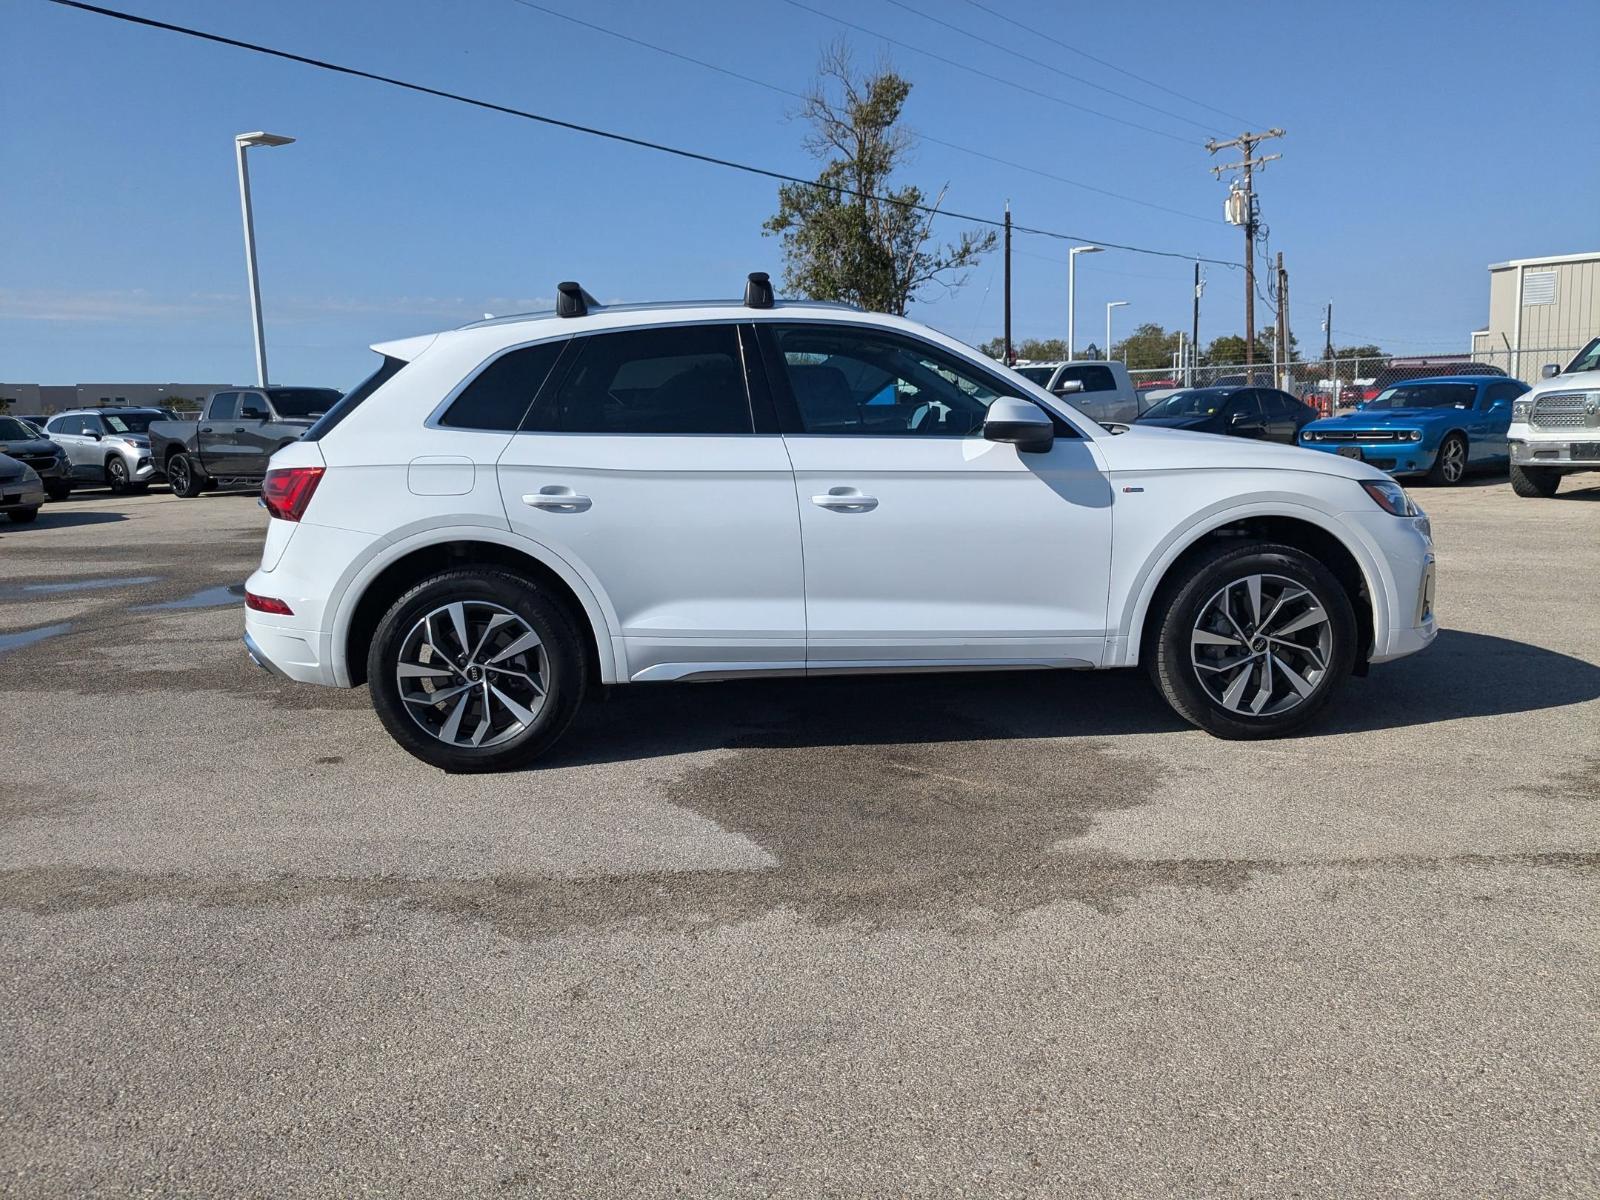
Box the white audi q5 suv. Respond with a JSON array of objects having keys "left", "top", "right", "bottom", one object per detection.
[{"left": 244, "top": 275, "right": 1436, "bottom": 771}]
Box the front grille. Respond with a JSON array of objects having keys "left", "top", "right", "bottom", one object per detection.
[
  {"left": 1315, "top": 429, "right": 1401, "bottom": 442},
  {"left": 14, "top": 452, "right": 58, "bottom": 469},
  {"left": 1531, "top": 393, "right": 1595, "bottom": 430}
]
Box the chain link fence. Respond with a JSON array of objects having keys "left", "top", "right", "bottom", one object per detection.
[{"left": 1128, "top": 346, "right": 1589, "bottom": 417}]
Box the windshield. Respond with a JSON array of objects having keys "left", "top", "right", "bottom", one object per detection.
[
  {"left": 0, "top": 417, "right": 37, "bottom": 440},
  {"left": 267, "top": 388, "right": 341, "bottom": 418},
  {"left": 1140, "top": 389, "right": 1232, "bottom": 418},
  {"left": 101, "top": 411, "right": 158, "bottom": 434},
  {"left": 1014, "top": 366, "right": 1055, "bottom": 385},
  {"left": 1563, "top": 337, "right": 1600, "bottom": 375},
  {"left": 1365, "top": 383, "right": 1475, "bottom": 410}
]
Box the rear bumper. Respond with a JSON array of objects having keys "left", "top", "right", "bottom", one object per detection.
[{"left": 243, "top": 612, "right": 336, "bottom": 685}]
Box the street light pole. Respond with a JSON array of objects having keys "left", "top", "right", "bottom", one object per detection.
[
  {"left": 234, "top": 131, "right": 295, "bottom": 387},
  {"left": 1067, "top": 245, "right": 1102, "bottom": 361},
  {"left": 1106, "top": 300, "right": 1129, "bottom": 362}
]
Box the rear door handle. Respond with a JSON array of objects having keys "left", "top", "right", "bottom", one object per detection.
[
  {"left": 522, "top": 486, "right": 592, "bottom": 512},
  {"left": 811, "top": 488, "right": 878, "bottom": 512}
]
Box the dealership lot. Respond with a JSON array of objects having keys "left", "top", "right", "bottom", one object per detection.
[{"left": 2, "top": 482, "right": 1597, "bottom": 1196}]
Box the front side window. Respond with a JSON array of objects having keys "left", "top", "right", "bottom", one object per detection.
[
  {"left": 442, "top": 340, "right": 565, "bottom": 431},
  {"left": 1052, "top": 364, "right": 1115, "bottom": 393},
  {"left": 772, "top": 325, "right": 1019, "bottom": 436},
  {"left": 538, "top": 325, "right": 752, "bottom": 435}
]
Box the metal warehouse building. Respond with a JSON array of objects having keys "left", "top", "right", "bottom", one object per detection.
[{"left": 1471, "top": 251, "right": 1600, "bottom": 383}]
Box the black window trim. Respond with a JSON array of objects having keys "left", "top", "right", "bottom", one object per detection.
[
  {"left": 423, "top": 337, "right": 572, "bottom": 434},
  {"left": 517, "top": 318, "right": 764, "bottom": 438},
  {"left": 754, "top": 320, "right": 1088, "bottom": 440},
  {"left": 303, "top": 358, "right": 406, "bottom": 442}
]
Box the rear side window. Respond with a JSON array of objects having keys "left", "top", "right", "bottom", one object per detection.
[
  {"left": 440, "top": 341, "right": 566, "bottom": 431},
  {"left": 1053, "top": 364, "right": 1115, "bottom": 393},
  {"left": 534, "top": 324, "right": 752, "bottom": 434},
  {"left": 209, "top": 393, "right": 239, "bottom": 420},
  {"left": 302, "top": 356, "right": 405, "bottom": 442}
]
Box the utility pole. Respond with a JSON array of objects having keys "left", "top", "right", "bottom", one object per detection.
[
  {"left": 1206, "top": 128, "right": 1283, "bottom": 376},
  {"left": 1002, "top": 201, "right": 1013, "bottom": 366},
  {"left": 1275, "top": 252, "right": 1289, "bottom": 390},
  {"left": 1191, "top": 260, "right": 1202, "bottom": 385}
]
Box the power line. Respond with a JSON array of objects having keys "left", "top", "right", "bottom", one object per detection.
[
  {"left": 778, "top": 0, "right": 1197, "bottom": 145},
  {"left": 880, "top": 0, "right": 1218, "bottom": 135},
  {"left": 957, "top": 0, "right": 1259, "bottom": 129},
  {"left": 501, "top": 0, "right": 1214, "bottom": 226},
  {"left": 42, "top": 0, "right": 1242, "bottom": 267}
]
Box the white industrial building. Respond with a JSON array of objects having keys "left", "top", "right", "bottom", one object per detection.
[{"left": 1470, "top": 251, "right": 1600, "bottom": 383}]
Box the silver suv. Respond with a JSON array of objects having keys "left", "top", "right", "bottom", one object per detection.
[{"left": 44, "top": 408, "right": 164, "bottom": 493}]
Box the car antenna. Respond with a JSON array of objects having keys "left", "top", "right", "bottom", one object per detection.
[{"left": 744, "top": 272, "right": 774, "bottom": 309}]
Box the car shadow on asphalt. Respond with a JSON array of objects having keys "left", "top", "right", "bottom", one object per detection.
[
  {"left": 2, "top": 510, "right": 128, "bottom": 531},
  {"left": 547, "top": 629, "right": 1600, "bottom": 767}
]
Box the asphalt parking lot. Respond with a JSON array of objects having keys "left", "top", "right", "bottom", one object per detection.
[{"left": 2, "top": 477, "right": 1597, "bottom": 1197}]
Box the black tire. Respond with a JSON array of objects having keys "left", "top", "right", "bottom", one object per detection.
[
  {"left": 166, "top": 453, "right": 206, "bottom": 498},
  {"left": 7, "top": 506, "right": 40, "bottom": 524},
  {"left": 44, "top": 482, "right": 70, "bottom": 501},
  {"left": 1426, "top": 433, "right": 1469, "bottom": 486},
  {"left": 105, "top": 456, "right": 131, "bottom": 493},
  {"left": 1147, "top": 541, "right": 1358, "bottom": 740},
  {"left": 1509, "top": 464, "right": 1561, "bottom": 498},
  {"left": 367, "top": 567, "right": 587, "bottom": 772}
]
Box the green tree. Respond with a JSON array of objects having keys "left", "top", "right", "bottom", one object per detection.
[
  {"left": 1203, "top": 334, "right": 1273, "bottom": 366},
  {"left": 1111, "top": 323, "right": 1180, "bottom": 371},
  {"left": 764, "top": 44, "right": 995, "bottom": 315}
]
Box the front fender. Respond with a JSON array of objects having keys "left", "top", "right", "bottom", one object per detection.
[{"left": 1110, "top": 495, "right": 1392, "bottom": 669}]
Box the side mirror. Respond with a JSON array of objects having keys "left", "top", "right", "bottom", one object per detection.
[
  {"left": 1541, "top": 363, "right": 1560, "bottom": 379},
  {"left": 86, "top": 431, "right": 102, "bottom": 441},
  {"left": 1230, "top": 410, "right": 1254, "bottom": 425},
  {"left": 983, "top": 397, "right": 1055, "bottom": 453},
  {"left": 1052, "top": 379, "right": 1086, "bottom": 395}
]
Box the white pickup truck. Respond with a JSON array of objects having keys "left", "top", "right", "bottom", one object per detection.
[
  {"left": 1508, "top": 337, "right": 1600, "bottom": 498},
  {"left": 1011, "top": 360, "right": 1139, "bottom": 424}
]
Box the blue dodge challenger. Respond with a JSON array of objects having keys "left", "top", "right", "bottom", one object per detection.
[{"left": 1299, "top": 375, "right": 1530, "bottom": 484}]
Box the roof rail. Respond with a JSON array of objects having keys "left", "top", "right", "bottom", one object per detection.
[
  {"left": 744, "top": 271, "right": 774, "bottom": 309},
  {"left": 555, "top": 281, "right": 599, "bottom": 319}
]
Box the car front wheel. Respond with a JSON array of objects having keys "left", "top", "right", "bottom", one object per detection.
[
  {"left": 1148, "top": 542, "right": 1358, "bottom": 739},
  {"left": 106, "top": 457, "right": 130, "bottom": 492},
  {"left": 367, "top": 568, "right": 587, "bottom": 772},
  {"left": 1509, "top": 464, "right": 1561, "bottom": 498}
]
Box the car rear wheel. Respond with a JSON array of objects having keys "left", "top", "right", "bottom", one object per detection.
[
  {"left": 1148, "top": 542, "right": 1357, "bottom": 739},
  {"left": 7, "top": 506, "right": 40, "bottom": 524},
  {"left": 367, "top": 568, "right": 587, "bottom": 772},
  {"left": 1427, "top": 433, "right": 1468, "bottom": 485},
  {"left": 1509, "top": 464, "right": 1561, "bottom": 498}
]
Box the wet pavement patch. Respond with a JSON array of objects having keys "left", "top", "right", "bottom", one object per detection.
[
  {"left": 132, "top": 583, "right": 246, "bottom": 612},
  {"left": 0, "top": 623, "right": 72, "bottom": 657},
  {"left": 0, "top": 575, "right": 160, "bottom": 598}
]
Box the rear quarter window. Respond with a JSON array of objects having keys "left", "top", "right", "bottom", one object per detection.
[{"left": 440, "top": 340, "right": 567, "bottom": 431}]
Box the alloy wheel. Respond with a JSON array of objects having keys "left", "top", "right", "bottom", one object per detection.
[
  {"left": 395, "top": 600, "right": 548, "bottom": 748},
  {"left": 1440, "top": 438, "right": 1466, "bottom": 483},
  {"left": 168, "top": 456, "right": 190, "bottom": 494},
  {"left": 1190, "top": 573, "right": 1333, "bottom": 717}
]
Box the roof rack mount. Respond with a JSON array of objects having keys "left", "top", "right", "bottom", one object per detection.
[
  {"left": 555, "top": 281, "right": 599, "bottom": 319},
  {"left": 744, "top": 271, "right": 774, "bottom": 309}
]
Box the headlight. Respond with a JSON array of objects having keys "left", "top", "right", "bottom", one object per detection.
[
  {"left": 1361, "top": 479, "right": 1419, "bottom": 517},
  {"left": 119, "top": 437, "right": 142, "bottom": 448},
  {"left": 1405, "top": 429, "right": 1423, "bottom": 442},
  {"left": 1512, "top": 398, "right": 1532, "bottom": 423},
  {"left": 1303, "top": 430, "right": 1320, "bottom": 442},
  {"left": 20, "top": 465, "right": 39, "bottom": 482}
]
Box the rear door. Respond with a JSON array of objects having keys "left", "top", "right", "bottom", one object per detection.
[
  {"left": 198, "top": 392, "right": 245, "bottom": 476},
  {"left": 1259, "top": 390, "right": 1301, "bottom": 442},
  {"left": 496, "top": 322, "right": 805, "bottom": 681},
  {"left": 46, "top": 415, "right": 95, "bottom": 477}
]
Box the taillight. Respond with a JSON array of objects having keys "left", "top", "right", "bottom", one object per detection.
[
  {"left": 245, "top": 591, "right": 294, "bottom": 615},
  {"left": 261, "top": 466, "right": 324, "bottom": 522}
]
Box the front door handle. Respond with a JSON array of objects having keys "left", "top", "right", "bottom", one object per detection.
[
  {"left": 200, "top": 426, "right": 213, "bottom": 433},
  {"left": 811, "top": 488, "right": 878, "bottom": 512},
  {"left": 522, "top": 486, "right": 592, "bottom": 512}
]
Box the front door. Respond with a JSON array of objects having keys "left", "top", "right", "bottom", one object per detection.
[
  {"left": 234, "top": 391, "right": 276, "bottom": 477},
  {"left": 759, "top": 322, "right": 1114, "bottom": 670},
  {"left": 497, "top": 322, "right": 805, "bottom": 681}
]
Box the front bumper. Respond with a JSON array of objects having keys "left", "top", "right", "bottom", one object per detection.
[
  {"left": 1509, "top": 437, "right": 1600, "bottom": 469},
  {"left": 1342, "top": 509, "right": 1437, "bottom": 665},
  {"left": 0, "top": 476, "right": 47, "bottom": 510},
  {"left": 1299, "top": 439, "right": 1435, "bottom": 477}
]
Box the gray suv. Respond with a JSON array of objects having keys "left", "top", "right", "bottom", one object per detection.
[{"left": 44, "top": 408, "right": 164, "bottom": 493}]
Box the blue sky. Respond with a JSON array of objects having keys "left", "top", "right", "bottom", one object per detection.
[{"left": 3, "top": 0, "right": 1597, "bottom": 386}]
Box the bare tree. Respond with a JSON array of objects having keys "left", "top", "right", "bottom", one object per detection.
[{"left": 763, "top": 43, "right": 995, "bottom": 315}]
